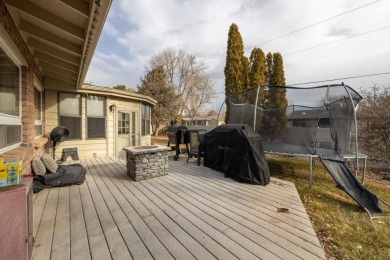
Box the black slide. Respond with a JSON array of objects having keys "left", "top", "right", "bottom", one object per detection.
[{"left": 320, "top": 159, "right": 383, "bottom": 215}]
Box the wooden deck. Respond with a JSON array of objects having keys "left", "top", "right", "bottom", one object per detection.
[{"left": 32, "top": 157, "right": 326, "bottom": 259}]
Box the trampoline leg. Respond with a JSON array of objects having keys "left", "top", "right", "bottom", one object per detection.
[
  {"left": 308, "top": 157, "right": 313, "bottom": 191},
  {"left": 362, "top": 157, "right": 367, "bottom": 185}
]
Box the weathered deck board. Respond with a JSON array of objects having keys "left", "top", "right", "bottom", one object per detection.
[
  {"left": 82, "top": 160, "right": 133, "bottom": 259},
  {"left": 32, "top": 156, "right": 326, "bottom": 260},
  {"left": 69, "top": 185, "right": 90, "bottom": 260},
  {"left": 51, "top": 187, "right": 70, "bottom": 259},
  {"left": 163, "top": 162, "right": 324, "bottom": 258},
  {"left": 33, "top": 188, "right": 59, "bottom": 259},
  {"left": 168, "top": 163, "right": 318, "bottom": 234},
  {"left": 78, "top": 166, "right": 112, "bottom": 260},
  {"left": 97, "top": 157, "right": 211, "bottom": 260}
]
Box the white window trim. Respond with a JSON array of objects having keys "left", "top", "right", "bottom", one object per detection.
[
  {"left": 0, "top": 114, "right": 22, "bottom": 125},
  {"left": 58, "top": 92, "right": 82, "bottom": 140},
  {"left": 86, "top": 95, "right": 106, "bottom": 139},
  {"left": 141, "top": 104, "right": 151, "bottom": 136},
  {"left": 34, "top": 86, "right": 43, "bottom": 138},
  {"left": 0, "top": 37, "right": 22, "bottom": 153},
  {"left": 0, "top": 143, "right": 22, "bottom": 154}
]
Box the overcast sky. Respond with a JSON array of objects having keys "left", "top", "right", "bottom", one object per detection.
[{"left": 85, "top": 0, "right": 390, "bottom": 109}]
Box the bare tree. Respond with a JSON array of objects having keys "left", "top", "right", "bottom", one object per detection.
[
  {"left": 148, "top": 48, "right": 209, "bottom": 115},
  {"left": 357, "top": 85, "right": 390, "bottom": 162},
  {"left": 183, "top": 75, "right": 216, "bottom": 120}
]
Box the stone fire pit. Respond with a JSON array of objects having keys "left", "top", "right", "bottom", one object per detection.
[{"left": 123, "top": 145, "right": 171, "bottom": 181}]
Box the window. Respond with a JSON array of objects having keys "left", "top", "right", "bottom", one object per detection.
[
  {"left": 0, "top": 47, "right": 21, "bottom": 150},
  {"left": 86, "top": 95, "right": 106, "bottom": 138},
  {"left": 141, "top": 104, "right": 151, "bottom": 135},
  {"left": 34, "top": 88, "right": 42, "bottom": 137},
  {"left": 59, "top": 93, "right": 81, "bottom": 139},
  {"left": 118, "top": 112, "right": 129, "bottom": 134}
]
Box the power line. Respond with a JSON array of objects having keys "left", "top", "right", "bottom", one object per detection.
[
  {"left": 195, "top": 71, "right": 390, "bottom": 95},
  {"left": 206, "top": 0, "right": 382, "bottom": 63},
  {"left": 284, "top": 25, "right": 390, "bottom": 56},
  {"left": 288, "top": 71, "right": 390, "bottom": 86},
  {"left": 246, "top": 0, "right": 382, "bottom": 50}
]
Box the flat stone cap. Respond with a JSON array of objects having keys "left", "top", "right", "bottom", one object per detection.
[{"left": 123, "top": 145, "right": 171, "bottom": 155}]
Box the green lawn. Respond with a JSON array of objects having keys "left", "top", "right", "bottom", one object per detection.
[{"left": 152, "top": 137, "right": 390, "bottom": 259}]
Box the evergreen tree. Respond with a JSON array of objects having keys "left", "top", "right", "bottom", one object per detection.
[
  {"left": 224, "top": 23, "right": 247, "bottom": 123},
  {"left": 137, "top": 66, "right": 178, "bottom": 136},
  {"left": 263, "top": 53, "right": 287, "bottom": 140},
  {"left": 249, "top": 48, "right": 266, "bottom": 104},
  {"left": 242, "top": 56, "right": 250, "bottom": 91},
  {"left": 248, "top": 48, "right": 267, "bottom": 130},
  {"left": 270, "top": 53, "right": 286, "bottom": 86},
  {"left": 265, "top": 52, "right": 273, "bottom": 85}
]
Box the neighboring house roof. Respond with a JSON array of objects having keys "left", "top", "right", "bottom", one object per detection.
[
  {"left": 287, "top": 109, "right": 330, "bottom": 120},
  {"left": 81, "top": 84, "right": 157, "bottom": 106},
  {"left": 4, "top": 0, "right": 112, "bottom": 90},
  {"left": 182, "top": 117, "right": 217, "bottom": 121}
]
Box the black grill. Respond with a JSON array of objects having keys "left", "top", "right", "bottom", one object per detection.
[{"left": 167, "top": 125, "right": 188, "bottom": 160}]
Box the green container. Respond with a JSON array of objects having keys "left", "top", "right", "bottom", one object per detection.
[{"left": 7, "top": 167, "right": 17, "bottom": 185}]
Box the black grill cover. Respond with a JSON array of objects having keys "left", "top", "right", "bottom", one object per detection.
[
  {"left": 33, "top": 164, "right": 86, "bottom": 193},
  {"left": 204, "top": 124, "right": 270, "bottom": 185}
]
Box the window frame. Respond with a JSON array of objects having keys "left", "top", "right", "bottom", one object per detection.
[
  {"left": 58, "top": 92, "right": 82, "bottom": 140},
  {"left": 0, "top": 41, "right": 22, "bottom": 153},
  {"left": 118, "top": 112, "right": 130, "bottom": 135},
  {"left": 34, "top": 82, "right": 43, "bottom": 138},
  {"left": 86, "top": 95, "right": 106, "bottom": 139},
  {"left": 141, "top": 104, "right": 151, "bottom": 136}
]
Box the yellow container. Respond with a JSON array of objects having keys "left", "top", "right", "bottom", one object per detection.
[{"left": 0, "top": 157, "right": 22, "bottom": 187}]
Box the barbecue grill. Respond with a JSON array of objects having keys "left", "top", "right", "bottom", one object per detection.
[
  {"left": 186, "top": 129, "right": 206, "bottom": 166},
  {"left": 167, "top": 125, "right": 188, "bottom": 160}
]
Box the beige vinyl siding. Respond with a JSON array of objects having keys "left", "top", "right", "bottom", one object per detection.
[
  {"left": 107, "top": 97, "right": 114, "bottom": 156},
  {"left": 44, "top": 90, "right": 59, "bottom": 132},
  {"left": 107, "top": 97, "right": 145, "bottom": 157},
  {"left": 45, "top": 89, "right": 109, "bottom": 160},
  {"left": 54, "top": 140, "right": 107, "bottom": 160},
  {"left": 45, "top": 89, "right": 153, "bottom": 160}
]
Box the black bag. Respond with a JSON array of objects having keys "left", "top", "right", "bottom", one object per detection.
[{"left": 33, "top": 164, "right": 86, "bottom": 193}]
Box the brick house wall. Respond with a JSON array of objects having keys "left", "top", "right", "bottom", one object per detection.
[
  {"left": 0, "top": 2, "right": 47, "bottom": 175},
  {"left": 22, "top": 66, "right": 34, "bottom": 143},
  {"left": 0, "top": 67, "right": 48, "bottom": 175}
]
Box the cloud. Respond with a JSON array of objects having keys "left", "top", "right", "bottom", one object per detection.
[
  {"left": 86, "top": 0, "right": 390, "bottom": 97},
  {"left": 327, "top": 27, "right": 353, "bottom": 37}
]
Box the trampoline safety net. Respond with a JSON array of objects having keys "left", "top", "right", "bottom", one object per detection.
[{"left": 228, "top": 84, "right": 362, "bottom": 156}]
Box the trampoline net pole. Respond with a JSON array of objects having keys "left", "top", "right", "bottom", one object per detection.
[
  {"left": 344, "top": 84, "right": 359, "bottom": 178},
  {"left": 253, "top": 86, "right": 260, "bottom": 130}
]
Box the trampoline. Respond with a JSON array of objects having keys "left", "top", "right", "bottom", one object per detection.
[
  {"left": 224, "top": 83, "right": 390, "bottom": 218},
  {"left": 226, "top": 83, "right": 363, "bottom": 174}
]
